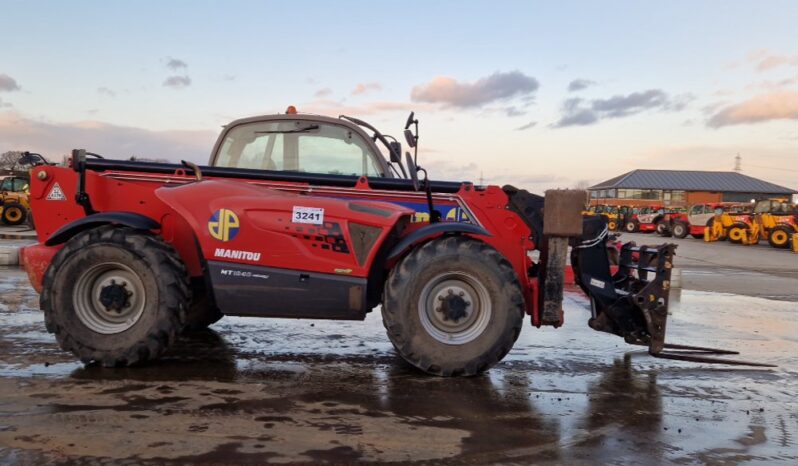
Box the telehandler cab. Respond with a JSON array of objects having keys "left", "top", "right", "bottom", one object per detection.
[{"left": 20, "top": 109, "right": 770, "bottom": 374}]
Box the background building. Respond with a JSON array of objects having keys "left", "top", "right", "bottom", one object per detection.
[{"left": 588, "top": 169, "right": 796, "bottom": 207}]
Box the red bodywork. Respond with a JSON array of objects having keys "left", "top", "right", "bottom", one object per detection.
[
  {"left": 23, "top": 164, "right": 544, "bottom": 323},
  {"left": 665, "top": 212, "right": 704, "bottom": 236}
]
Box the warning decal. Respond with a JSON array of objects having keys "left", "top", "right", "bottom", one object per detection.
[{"left": 46, "top": 183, "right": 67, "bottom": 201}]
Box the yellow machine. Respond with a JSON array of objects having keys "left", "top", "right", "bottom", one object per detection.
[
  {"left": 705, "top": 199, "right": 798, "bottom": 250},
  {"left": 704, "top": 212, "right": 759, "bottom": 245},
  {"left": 0, "top": 176, "right": 31, "bottom": 225},
  {"left": 585, "top": 204, "right": 621, "bottom": 231}
]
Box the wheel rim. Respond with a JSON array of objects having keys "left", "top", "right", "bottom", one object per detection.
[
  {"left": 657, "top": 224, "right": 666, "bottom": 234},
  {"left": 73, "top": 262, "right": 147, "bottom": 334},
  {"left": 609, "top": 221, "right": 617, "bottom": 230},
  {"left": 772, "top": 231, "right": 788, "bottom": 245},
  {"left": 729, "top": 228, "right": 743, "bottom": 241},
  {"left": 674, "top": 225, "right": 685, "bottom": 236},
  {"left": 4, "top": 207, "right": 22, "bottom": 222},
  {"left": 626, "top": 223, "right": 635, "bottom": 232},
  {"left": 418, "top": 272, "right": 492, "bottom": 345}
]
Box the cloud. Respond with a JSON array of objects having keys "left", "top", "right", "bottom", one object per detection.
[
  {"left": 166, "top": 57, "right": 188, "bottom": 71},
  {"left": 0, "top": 98, "right": 11, "bottom": 108},
  {"left": 554, "top": 98, "right": 598, "bottom": 127},
  {"left": 567, "top": 79, "right": 595, "bottom": 92},
  {"left": 352, "top": 82, "right": 382, "bottom": 95},
  {"left": 554, "top": 89, "right": 691, "bottom": 127},
  {"left": 515, "top": 121, "right": 537, "bottom": 131},
  {"left": 0, "top": 74, "right": 21, "bottom": 92},
  {"left": 162, "top": 58, "right": 190, "bottom": 89},
  {"left": 707, "top": 90, "right": 798, "bottom": 128},
  {"left": 314, "top": 87, "right": 332, "bottom": 98},
  {"left": 748, "top": 50, "right": 798, "bottom": 72},
  {"left": 0, "top": 112, "right": 217, "bottom": 163},
  {"left": 97, "top": 86, "right": 116, "bottom": 97},
  {"left": 411, "top": 70, "right": 539, "bottom": 107},
  {"left": 163, "top": 75, "right": 191, "bottom": 89},
  {"left": 504, "top": 106, "right": 526, "bottom": 117}
]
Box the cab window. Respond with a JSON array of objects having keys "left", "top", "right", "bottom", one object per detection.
[
  {"left": 215, "top": 120, "right": 385, "bottom": 177},
  {"left": 753, "top": 201, "right": 772, "bottom": 214},
  {"left": 0, "top": 178, "right": 27, "bottom": 192}
]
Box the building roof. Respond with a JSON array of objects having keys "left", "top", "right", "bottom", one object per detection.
[{"left": 589, "top": 169, "right": 796, "bottom": 194}]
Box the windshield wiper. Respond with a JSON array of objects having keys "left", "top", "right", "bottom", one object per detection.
[{"left": 256, "top": 125, "right": 319, "bottom": 134}]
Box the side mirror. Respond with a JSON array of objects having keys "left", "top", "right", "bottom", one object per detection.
[
  {"left": 404, "top": 129, "right": 416, "bottom": 148},
  {"left": 405, "top": 152, "right": 419, "bottom": 191},
  {"left": 388, "top": 141, "right": 402, "bottom": 163},
  {"left": 405, "top": 111, "right": 415, "bottom": 130}
]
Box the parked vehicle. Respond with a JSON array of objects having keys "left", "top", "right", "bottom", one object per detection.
[
  {"left": 21, "top": 110, "right": 763, "bottom": 373},
  {"left": 586, "top": 204, "right": 620, "bottom": 231},
  {"left": 625, "top": 205, "right": 669, "bottom": 233},
  {"left": 0, "top": 175, "right": 31, "bottom": 225},
  {"left": 667, "top": 203, "right": 749, "bottom": 240},
  {"left": 752, "top": 199, "right": 797, "bottom": 249}
]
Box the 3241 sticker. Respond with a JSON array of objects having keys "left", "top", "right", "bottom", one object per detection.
[{"left": 292, "top": 206, "right": 324, "bottom": 225}]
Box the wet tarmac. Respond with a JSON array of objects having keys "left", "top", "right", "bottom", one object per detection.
[{"left": 1, "top": 265, "right": 797, "bottom": 465}]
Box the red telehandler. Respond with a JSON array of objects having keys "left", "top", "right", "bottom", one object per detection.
[{"left": 20, "top": 110, "right": 769, "bottom": 374}]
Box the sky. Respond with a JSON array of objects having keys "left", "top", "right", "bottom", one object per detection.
[{"left": 1, "top": 0, "right": 797, "bottom": 192}]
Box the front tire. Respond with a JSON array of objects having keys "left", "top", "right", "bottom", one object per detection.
[
  {"left": 41, "top": 226, "right": 189, "bottom": 367},
  {"left": 382, "top": 237, "right": 524, "bottom": 376},
  {"left": 625, "top": 221, "right": 639, "bottom": 233}
]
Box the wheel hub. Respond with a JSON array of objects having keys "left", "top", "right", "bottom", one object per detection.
[
  {"left": 73, "top": 262, "right": 146, "bottom": 334},
  {"left": 436, "top": 289, "right": 471, "bottom": 323},
  {"left": 98, "top": 280, "right": 132, "bottom": 312},
  {"left": 419, "top": 273, "right": 492, "bottom": 345}
]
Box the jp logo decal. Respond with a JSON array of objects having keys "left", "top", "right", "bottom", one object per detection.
[{"left": 208, "top": 209, "right": 240, "bottom": 241}]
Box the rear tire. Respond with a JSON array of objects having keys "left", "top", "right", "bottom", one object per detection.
[
  {"left": 41, "top": 226, "right": 189, "bottom": 367},
  {"left": 382, "top": 237, "right": 524, "bottom": 376},
  {"left": 1, "top": 203, "right": 27, "bottom": 225},
  {"left": 671, "top": 222, "right": 688, "bottom": 239},
  {"left": 768, "top": 227, "right": 792, "bottom": 249}
]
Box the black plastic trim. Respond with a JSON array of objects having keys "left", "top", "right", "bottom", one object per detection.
[
  {"left": 387, "top": 222, "right": 491, "bottom": 262},
  {"left": 84, "top": 158, "right": 465, "bottom": 193},
  {"left": 208, "top": 261, "right": 368, "bottom": 320},
  {"left": 45, "top": 211, "right": 160, "bottom": 246}
]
